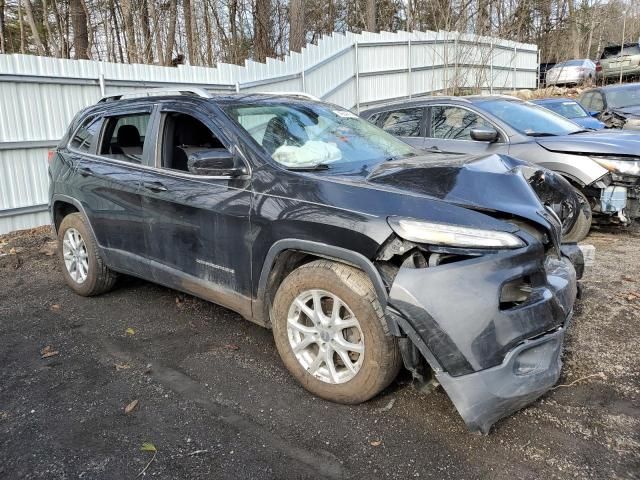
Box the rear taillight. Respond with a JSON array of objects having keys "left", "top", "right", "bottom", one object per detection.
[
  {"left": 596, "top": 62, "right": 602, "bottom": 72},
  {"left": 47, "top": 150, "right": 56, "bottom": 165}
]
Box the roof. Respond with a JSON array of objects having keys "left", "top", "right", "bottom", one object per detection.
[{"left": 532, "top": 98, "right": 577, "bottom": 103}]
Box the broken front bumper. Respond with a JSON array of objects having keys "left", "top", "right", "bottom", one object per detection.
[{"left": 388, "top": 243, "right": 578, "bottom": 433}]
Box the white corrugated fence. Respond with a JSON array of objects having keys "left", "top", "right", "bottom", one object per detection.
[{"left": 0, "top": 29, "right": 538, "bottom": 234}]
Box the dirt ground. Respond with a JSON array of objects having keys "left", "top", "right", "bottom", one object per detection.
[{"left": 0, "top": 226, "right": 638, "bottom": 480}]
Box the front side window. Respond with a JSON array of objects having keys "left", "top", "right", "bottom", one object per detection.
[
  {"left": 99, "top": 113, "right": 151, "bottom": 164},
  {"left": 379, "top": 108, "right": 423, "bottom": 137},
  {"left": 580, "top": 92, "right": 594, "bottom": 110},
  {"left": 479, "top": 100, "right": 583, "bottom": 136},
  {"left": 160, "top": 112, "right": 228, "bottom": 172},
  {"left": 590, "top": 93, "right": 605, "bottom": 111},
  {"left": 224, "top": 103, "right": 418, "bottom": 170},
  {"left": 70, "top": 117, "right": 102, "bottom": 152},
  {"left": 430, "top": 106, "right": 492, "bottom": 140}
]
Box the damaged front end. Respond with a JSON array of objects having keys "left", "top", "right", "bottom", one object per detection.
[{"left": 369, "top": 155, "right": 581, "bottom": 433}]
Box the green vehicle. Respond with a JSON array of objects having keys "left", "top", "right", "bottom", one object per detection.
[{"left": 597, "top": 43, "right": 640, "bottom": 83}]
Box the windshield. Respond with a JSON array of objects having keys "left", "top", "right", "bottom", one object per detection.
[
  {"left": 224, "top": 103, "right": 418, "bottom": 169},
  {"left": 606, "top": 87, "right": 640, "bottom": 108},
  {"left": 479, "top": 99, "right": 582, "bottom": 136},
  {"left": 541, "top": 100, "right": 588, "bottom": 118}
]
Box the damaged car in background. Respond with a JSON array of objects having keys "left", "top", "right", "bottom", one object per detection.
[
  {"left": 579, "top": 82, "right": 640, "bottom": 130},
  {"left": 49, "top": 89, "right": 583, "bottom": 433},
  {"left": 362, "top": 95, "right": 640, "bottom": 241}
]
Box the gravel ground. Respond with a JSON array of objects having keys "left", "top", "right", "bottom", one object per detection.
[{"left": 0, "top": 226, "right": 638, "bottom": 479}]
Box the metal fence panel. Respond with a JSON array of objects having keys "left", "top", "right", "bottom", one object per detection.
[{"left": 0, "top": 29, "right": 537, "bottom": 234}]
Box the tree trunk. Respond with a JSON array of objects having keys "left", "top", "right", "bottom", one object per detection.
[
  {"left": 139, "top": 0, "right": 153, "bottom": 63},
  {"left": 183, "top": 0, "right": 196, "bottom": 65},
  {"left": 120, "top": 0, "right": 137, "bottom": 63},
  {"left": 365, "top": 0, "right": 375, "bottom": 32},
  {"left": 42, "top": 0, "right": 60, "bottom": 56},
  {"left": 289, "top": 0, "right": 304, "bottom": 52},
  {"left": 254, "top": 0, "right": 271, "bottom": 62},
  {"left": 18, "top": 1, "right": 26, "bottom": 54},
  {"left": 147, "top": 0, "right": 164, "bottom": 64},
  {"left": 165, "top": 0, "right": 177, "bottom": 66},
  {"left": 109, "top": 0, "right": 124, "bottom": 62},
  {"left": 0, "top": 0, "right": 5, "bottom": 54},
  {"left": 69, "top": 0, "right": 88, "bottom": 59}
]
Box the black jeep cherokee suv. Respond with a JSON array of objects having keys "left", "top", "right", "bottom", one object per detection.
[{"left": 49, "top": 88, "right": 582, "bottom": 433}]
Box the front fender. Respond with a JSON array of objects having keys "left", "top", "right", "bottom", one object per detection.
[{"left": 536, "top": 152, "right": 608, "bottom": 187}]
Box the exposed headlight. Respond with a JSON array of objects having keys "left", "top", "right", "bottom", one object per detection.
[
  {"left": 591, "top": 156, "right": 640, "bottom": 176},
  {"left": 623, "top": 118, "right": 640, "bottom": 130},
  {"left": 387, "top": 217, "right": 525, "bottom": 249}
]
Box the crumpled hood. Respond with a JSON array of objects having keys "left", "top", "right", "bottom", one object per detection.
[
  {"left": 612, "top": 105, "right": 640, "bottom": 118},
  {"left": 366, "top": 153, "right": 577, "bottom": 244},
  {"left": 536, "top": 130, "right": 640, "bottom": 156}
]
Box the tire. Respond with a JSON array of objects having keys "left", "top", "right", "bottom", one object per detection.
[
  {"left": 57, "top": 212, "right": 117, "bottom": 296},
  {"left": 563, "top": 187, "right": 592, "bottom": 243},
  {"left": 271, "top": 260, "right": 401, "bottom": 404}
]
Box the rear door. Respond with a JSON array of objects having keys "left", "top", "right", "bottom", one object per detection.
[
  {"left": 425, "top": 104, "right": 508, "bottom": 155},
  {"left": 137, "top": 102, "right": 253, "bottom": 314},
  {"left": 67, "top": 106, "right": 156, "bottom": 273}
]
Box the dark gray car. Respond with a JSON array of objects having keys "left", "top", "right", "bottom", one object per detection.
[
  {"left": 579, "top": 83, "right": 640, "bottom": 130},
  {"left": 362, "top": 96, "right": 640, "bottom": 241}
]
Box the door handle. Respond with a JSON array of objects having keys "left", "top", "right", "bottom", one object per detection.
[
  {"left": 78, "top": 166, "right": 93, "bottom": 177},
  {"left": 427, "top": 145, "right": 442, "bottom": 152},
  {"left": 142, "top": 181, "right": 168, "bottom": 192}
]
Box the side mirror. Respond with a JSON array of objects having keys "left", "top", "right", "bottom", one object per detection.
[
  {"left": 589, "top": 111, "right": 600, "bottom": 118},
  {"left": 187, "top": 149, "right": 247, "bottom": 177},
  {"left": 470, "top": 127, "right": 499, "bottom": 143}
]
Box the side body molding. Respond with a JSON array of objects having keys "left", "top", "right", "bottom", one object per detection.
[{"left": 255, "top": 239, "right": 400, "bottom": 334}]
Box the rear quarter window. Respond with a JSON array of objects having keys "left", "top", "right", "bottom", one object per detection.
[{"left": 69, "top": 117, "right": 102, "bottom": 152}]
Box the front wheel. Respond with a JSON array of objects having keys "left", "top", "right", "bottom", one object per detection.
[
  {"left": 563, "top": 187, "right": 592, "bottom": 242},
  {"left": 271, "top": 260, "right": 401, "bottom": 404}
]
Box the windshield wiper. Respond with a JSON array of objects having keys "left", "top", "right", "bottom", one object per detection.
[
  {"left": 525, "top": 132, "right": 558, "bottom": 137},
  {"left": 285, "top": 163, "right": 331, "bottom": 171},
  {"left": 568, "top": 129, "right": 591, "bottom": 135}
]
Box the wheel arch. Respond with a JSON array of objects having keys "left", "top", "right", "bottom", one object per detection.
[{"left": 254, "top": 239, "right": 399, "bottom": 335}]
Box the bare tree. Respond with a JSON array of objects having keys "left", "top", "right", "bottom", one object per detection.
[
  {"left": 365, "top": 0, "right": 375, "bottom": 32},
  {"left": 289, "top": 0, "right": 304, "bottom": 52},
  {"left": 254, "top": 0, "right": 272, "bottom": 61}
]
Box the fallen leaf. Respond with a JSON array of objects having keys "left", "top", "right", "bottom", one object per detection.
[
  {"left": 125, "top": 328, "right": 135, "bottom": 336},
  {"left": 370, "top": 439, "right": 382, "bottom": 447},
  {"left": 50, "top": 304, "right": 61, "bottom": 311},
  {"left": 141, "top": 442, "right": 157, "bottom": 452},
  {"left": 622, "top": 275, "right": 636, "bottom": 283},
  {"left": 225, "top": 344, "right": 240, "bottom": 351},
  {"left": 115, "top": 363, "right": 130, "bottom": 371},
  {"left": 627, "top": 295, "right": 636, "bottom": 302},
  {"left": 124, "top": 399, "right": 139, "bottom": 414},
  {"left": 9, "top": 247, "right": 16, "bottom": 255},
  {"left": 40, "top": 345, "right": 59, "bottom": 358}
]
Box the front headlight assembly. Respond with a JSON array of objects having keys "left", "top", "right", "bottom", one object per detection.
[
  {"left": 387, "top": 217, "right": 525, "bottom": 249},
  {"left": 591, "top": 156, "right": 640, "bottom": 176},
  {"left": 623, "top": 118, "right": 640, "bottom": 130}
]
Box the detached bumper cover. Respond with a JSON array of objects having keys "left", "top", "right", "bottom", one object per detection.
[
  {"left": 436, "top": 322, "right": 568, "bottom": 434},
  {"left": 388, "top": 243, "right": 577, "bottom": 433}
]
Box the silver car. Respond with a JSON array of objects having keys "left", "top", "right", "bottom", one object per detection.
[
  {"left": 361, "top": 96, "right": 640, "bottom": 242},
  {"left": 545, "top": 59, "right": 596, "bottom": 86}
]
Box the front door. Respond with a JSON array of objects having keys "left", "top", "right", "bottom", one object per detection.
[
  {"left": 425, "top": 105, "right": 507, "bottom": 155},
  {"left": 137, "top": 104, "right": 253, "bottom": 315}
]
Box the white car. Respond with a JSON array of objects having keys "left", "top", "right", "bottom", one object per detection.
[{"left": 545, "top": 59, "right": 596, "bottom": 86}]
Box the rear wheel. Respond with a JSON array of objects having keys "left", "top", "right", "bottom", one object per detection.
[
  {"left": 58, "top": 213, "right": 117, "bottom": 296},
  {"left": 563, "top": 187, "right": 592, "bottom": 242},
  {"left": 271, "top": 260, "right": 401, "bottom": 404}
]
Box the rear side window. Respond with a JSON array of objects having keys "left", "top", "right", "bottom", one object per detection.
[
  {"left": 379, "top": 108, "right": 423, "bottom": 137},
  {"left": 69, "top": 117, "right": 102, "bottom": 152},
  {"left": 99, "top": 113, "right": 151, "bottom": 164}
]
